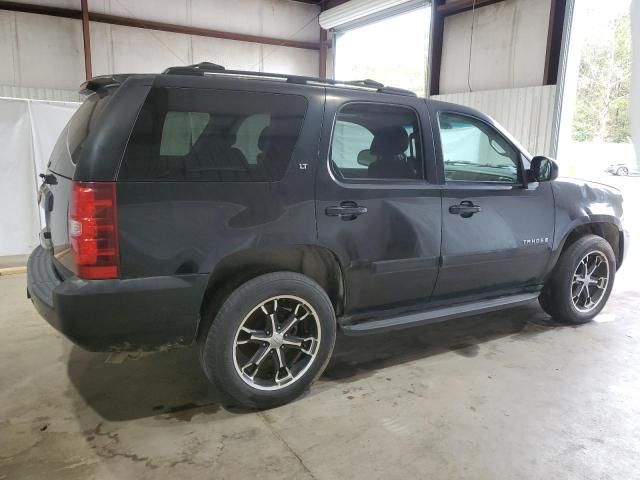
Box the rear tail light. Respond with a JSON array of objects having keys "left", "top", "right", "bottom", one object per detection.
[{"left": 69, "top": 181, "right": 120, "bottom": 279}]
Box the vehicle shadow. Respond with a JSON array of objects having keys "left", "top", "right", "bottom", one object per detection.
[
  {"left": 323, "top": 303, "right": 557, "bottom": 382},
  {"left": 66, "top": 303, "right": 564, "bottom": 421}
]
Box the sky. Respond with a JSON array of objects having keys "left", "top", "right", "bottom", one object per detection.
[{"left": 575, "top": 0, "right": 631, "bottom": 44}]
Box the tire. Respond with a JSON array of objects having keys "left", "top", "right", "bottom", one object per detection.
[
  {"left": 199, "top": 272, "right": 336, "bottom": 409},
  {"left": 616, "top": 167, "right": 629, "bottom": 176},
  {"left": 539, "top": 234, "right": 616, "bottom": 324}
]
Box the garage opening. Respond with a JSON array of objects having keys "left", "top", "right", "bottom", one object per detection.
[
  {"left": 558, "top": 0, "right": 635, "bottom": 180},
  {"left": 333, "top": 5, "right": 430, "bottom": 97}
]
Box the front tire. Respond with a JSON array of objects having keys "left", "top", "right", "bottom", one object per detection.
[
  {"left": 200, "top": 272, "right": 336, "bottom": 409},
  {"left": 539, "top": 234, "right": 615, "bottom": 324}
]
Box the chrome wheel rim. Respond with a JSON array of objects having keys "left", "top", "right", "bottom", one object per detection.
[
  {"left": 571, "top": 251, "right": 610, "bottom": 313},
  {"left": 232, "top": 295, "right": 321, "bottom": 391}
]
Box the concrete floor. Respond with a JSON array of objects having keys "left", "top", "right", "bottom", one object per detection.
[{"left": 1, "top": 175, "right": 639, "bottom": 480}]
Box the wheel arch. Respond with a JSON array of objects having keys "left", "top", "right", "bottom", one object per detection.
[
  {"left": 196, "top": 245, "right": 345, "bottom": 340},
  {"left": 558, "top": 221, "right": 622, "bottom": 268}
]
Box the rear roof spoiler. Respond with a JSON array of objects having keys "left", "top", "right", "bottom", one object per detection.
[{"left": 79, "top": 75, "right": 128, "bottom": 95}]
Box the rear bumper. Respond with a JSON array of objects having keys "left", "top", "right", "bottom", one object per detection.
[{"left": 27, "top": 246, "right": 207, "bottom": 352}]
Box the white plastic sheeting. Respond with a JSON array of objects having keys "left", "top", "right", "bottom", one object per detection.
[{"left": 0, "top": 97, "right": 79, "bottom": 256}]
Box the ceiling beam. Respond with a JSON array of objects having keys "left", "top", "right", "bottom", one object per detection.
[
  {"left": 0, "top": 1, "right": 321, "bottom": 51},
  {"left": 324, "top": 0, "right": 351, "bottom": 8},
  {"left": 89, "top": 12, "right": 321, "bottom": 50},
  {"left": 437, "top": 0, "right": 505, "bottom": 17},
  {"left": 0, "top": 0, "right": 80, "bottom": 19}
]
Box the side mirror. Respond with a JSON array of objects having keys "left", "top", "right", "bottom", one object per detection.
[{"left": 529, "top": 156, "right": 559, "bottom": 182}]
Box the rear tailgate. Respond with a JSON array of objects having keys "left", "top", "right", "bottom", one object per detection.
[{"left": 40, "top": 89, "right": 117, "bottom": 275}]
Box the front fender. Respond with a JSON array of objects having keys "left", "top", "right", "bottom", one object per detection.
[
  {"left": 552, "top": 177, "right": 624, "bottom": 248},
  {"left": 546, "top": 177, "right": 625, "bottom": 273}
]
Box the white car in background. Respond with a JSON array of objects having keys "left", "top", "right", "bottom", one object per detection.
[{"left": 606, "top": 162, "right": 639, "bottom": 176}]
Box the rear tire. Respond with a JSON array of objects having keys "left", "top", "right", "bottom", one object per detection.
[
  {"left": 616, "top": 166, "right": 629, "bottom": 176},
  {"left": 539, "top": 234, "right": 615, "bottom": 324},
  {"left": 199, "top": 272, "right": 336, "bottom": 409}
]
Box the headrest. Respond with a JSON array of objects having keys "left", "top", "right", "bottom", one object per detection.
[
  {"left": 258, "top": 126, "right": 271, "bottom": 150},
  {"left": 357, "top": 149, "right": 376, "bottom": 166},
  {"left": 370, "top": 126, "right": 409, "bottom": 157}
]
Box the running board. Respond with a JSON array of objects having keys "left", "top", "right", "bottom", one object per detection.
[{"left": 340, "top": 293, "right": 539, "bottom": 336}]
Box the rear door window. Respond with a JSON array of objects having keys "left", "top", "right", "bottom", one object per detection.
[
  {"left": 119, "top": 88, "right": 308, "bottom": 182},
  {"left": 330, "top": 103, "right": 423, "bottom": 182}
]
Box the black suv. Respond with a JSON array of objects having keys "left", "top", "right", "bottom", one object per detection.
[{"left": 28, "top": 62, "right": 628, "bottom": 408}]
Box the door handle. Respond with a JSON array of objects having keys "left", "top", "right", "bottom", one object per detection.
[
  {"left": 449, "top": 200, "right": 481, "bottom": 217},
  {"left": 325, "top": 201, "right": 368, "bottom": 220}
]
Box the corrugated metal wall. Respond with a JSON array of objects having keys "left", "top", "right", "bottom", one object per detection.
[
  {"left": 433, "top": 85, "right": 557, "bottom": 156},
  {"left": 0, "top": 1, "right": 321, "bottom": 102},
  {"left": 0, "top": 86, "right": 81, "bottom": 103}
]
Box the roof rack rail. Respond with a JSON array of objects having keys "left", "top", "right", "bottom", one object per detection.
[
  {"left": 163, "top": 62, "right": 225, "bottom": 75},
  {"left": 161, "top": 62, "right": 417, "bottom": 97}
]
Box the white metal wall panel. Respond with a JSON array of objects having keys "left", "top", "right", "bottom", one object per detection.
[
  {"left": 0, "top": 86, "right": 81, "bottom": 103},
  {"left": 433, "top": 85, "right": 557, "bottom": 156},
  {"left": 439, "top": 0, "right": 551, "bottom": 94},
  {"left": 2, "top": 0, "right": 321, "bottom": 101},
  {"left": 0, "top": 11, "right": 85, "bottom": 92}
]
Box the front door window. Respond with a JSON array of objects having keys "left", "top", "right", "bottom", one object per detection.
[{"left": 438, "top": 112, "right": 520, "bottom": 184}]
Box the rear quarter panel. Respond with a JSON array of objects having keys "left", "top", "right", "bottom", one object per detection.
[{"left": 115, "top": 82, "right": 326, "bottom": 279}]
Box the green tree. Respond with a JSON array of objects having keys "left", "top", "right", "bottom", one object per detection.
[{"left": 572, "top": 15, "right": 631, "bottom": 143}]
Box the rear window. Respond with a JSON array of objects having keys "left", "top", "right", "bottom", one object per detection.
[
  {"left": 119, "top": 87, "right": 308, "bottom": 182},
  {"left": 48, "top": 89, "right": 114, "bottom": 177}
]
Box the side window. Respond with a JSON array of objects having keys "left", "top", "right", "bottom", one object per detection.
[
  {"left": 120, "top": 88, "right": 307, "bottom": 181},
  {"left": 331, "top": 103, "right": 423, "bottom": 181},
  {"left": 438, "top": 112, "right": 520, "bottom": 184}
]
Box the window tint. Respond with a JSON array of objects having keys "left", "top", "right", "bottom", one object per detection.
[
  {"left": 49, "top": 88, "right": 114, "bottom": 177},
  {"left": 438, "top": 112, "right": 520, "bottom": 184},
  {"left": 233, "top": 113, "right": 271, "bottom": 165},
  {"left": 331, "top": 103, "right": 423, "bottom": 181},
  {"left": 120, "top": 88, "right": 307, "bottom": 181},
  {"left": 159, "top": 112, "right": 209, "bottom": 156}
]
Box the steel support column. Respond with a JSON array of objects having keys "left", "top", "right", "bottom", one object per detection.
[{"left": 80, "top": 0, "right": 92, "bottom": 80}]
